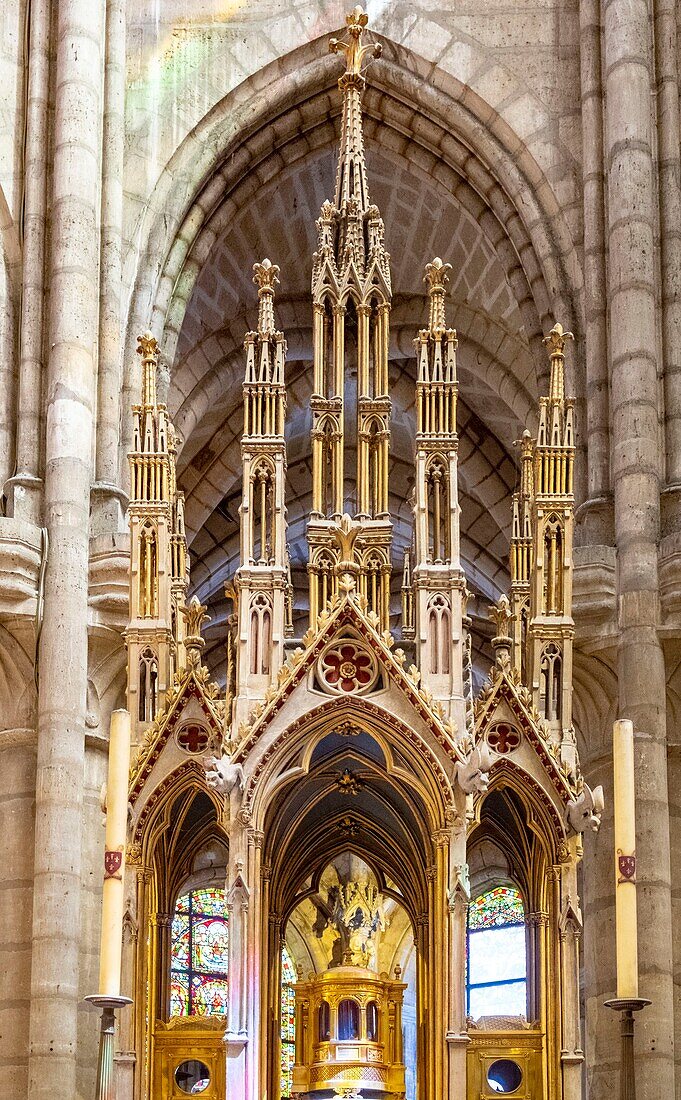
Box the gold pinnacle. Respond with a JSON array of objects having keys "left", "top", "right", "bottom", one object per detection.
[
  {"left": 136, "top": 331, "right": 158, "bottom": 362},
  {"left": 424, "top": 258, "right": 452, "bottom": 332},
  {"left": 542, "top": 321, "right": 574, "bottom": 359},
  {"left": 252, "top": 258, "right": 280, "bottom": 335},
  {"left": 330, "top": 7, "right": 382, "bottom": 82}
]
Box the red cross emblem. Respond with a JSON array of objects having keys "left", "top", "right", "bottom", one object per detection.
[
  {"left": 618, "top": 854, "right": 636, "bottom": 882},
  {"left": 177, "top": 724, "right": 209, "bottom": 754},
  {"left": 488, "top": 722, "right": 521, "bottom": 755},
  {"left": 104, "top": 850, "right": 123, "bottom": 879}
]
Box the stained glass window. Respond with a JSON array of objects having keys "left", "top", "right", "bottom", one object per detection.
[
  {"left": 467, "top": 886, "right": 527, "bottom": 1019},
  {"left": 280, "top": 945, "right": 296, "bottom": 1098},
  {"left": 170, "top": 888, "right": 228, "bottom": 1018}
]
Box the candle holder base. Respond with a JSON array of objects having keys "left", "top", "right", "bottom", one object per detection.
[
  {"left": 84, "top": 995, "right": 133, "bottom": 1100},
  {"left": 604, "top": 998, "right": 651, "bottom": 1100}
]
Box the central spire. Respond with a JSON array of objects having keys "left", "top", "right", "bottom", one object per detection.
[
  {"left": 306, "top": 7, "right": 393, "bottom": 634},
  {"left": 329, "top": 6, "right": 381, "bottom": 213}
]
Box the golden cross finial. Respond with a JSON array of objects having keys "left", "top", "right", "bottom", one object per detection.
[{"left": 330, "top": 7, "right": 382, "bottom": 81}]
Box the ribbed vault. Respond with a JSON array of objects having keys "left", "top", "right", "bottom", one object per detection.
[{"left": 263, "top": 726, "right": 440, "bottom": 923}]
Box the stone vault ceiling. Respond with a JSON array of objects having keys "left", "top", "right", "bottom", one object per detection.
[{"left": 168, "top": 133, "right": 541, "bottom": 682}]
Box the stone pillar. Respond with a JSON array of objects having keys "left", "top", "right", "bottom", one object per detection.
[
  {"left": 26, "top": 0, "right": 104, "bottom": 1097},
  {"left": 0, "top": 729, "right": 37, "bottom": 1099},
  {"left": 92, "top": 0, "right": 128, "bottom": 536},
  {"left": 577, "top": 0, "right": 612, "bottom": 544},
  {"left": 5, "top": 0, "right": 50, "bottom": 520},
  {"left": 603, "top": 1, "right": 675, "bottom": 1096},
  {"left": 655, "top": 0, "right": 681, "bottom": 529}
]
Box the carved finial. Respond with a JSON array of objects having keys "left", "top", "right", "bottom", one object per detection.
[
  {"left": 424, "top": 258, "right": 452, "bottom": 333},
  {"left": 331, "top": 513, "right": 363, "bottom": 574},
  {"left": 137, "top": 330, "right": 159, "bottom": 407},
  {"left": 252, "top": 258, "right": 280, "bottom": 336},
  {"left": 330, "top": 9, "right": 380, "bottom": 213},
  {"left": 542, "top": 322, "right": 573, "bottom": 404},
  {"left": 180, "top": 595, "right": 210, "bottom": 667},
  {"left": 489, "top": 594, "right": 512, "bottom": 670},
  {"left": 330, "top": 7, "right": 382, "bottom": 83},
  {"left": 338, "top": 571, "right": 357, "bottom": 594},
  {"left": 137, "top": 331, "right": 158, "bottom": 361}
]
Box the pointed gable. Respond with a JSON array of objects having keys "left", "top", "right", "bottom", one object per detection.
[
  {"left": 474, "top": 663, "right": 574, "bottom": 809},
  {"left": 128, "top": 662, "right": 225, "bottom": 805},
  {"left": 233, "top": 588, "right": 466, "bottom": 768}
]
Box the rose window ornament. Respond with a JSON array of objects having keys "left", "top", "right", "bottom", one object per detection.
[
  {"left": 487, "top": 721, "right": 521, "bottom": 755},
  {"left": 318, "top": 640, "right": 378, "bottom": 695},
  {"left": 176, "top": 723, "right": 211, "bottom": 755}
]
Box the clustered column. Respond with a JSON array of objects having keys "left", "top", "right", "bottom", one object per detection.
[
  {"left": 26, "top": 2, "right": 105, "bottom": 1100},
  {"left": 603, "top": 1, "right": 675, "bottom": 1097}
]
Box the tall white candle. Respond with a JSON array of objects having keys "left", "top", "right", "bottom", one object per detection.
[
  {"left": 613, "top": 718, "right": 638, "bottom": 999},
  {"left": 99, "top": 709, "right": 131, "bottom": 997}
]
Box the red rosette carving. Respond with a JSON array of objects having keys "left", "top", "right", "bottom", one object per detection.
[{"left": 319, "top": 642, "right": 377, "bottom": 695}]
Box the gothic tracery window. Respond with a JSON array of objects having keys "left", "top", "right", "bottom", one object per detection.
[
  {"left": 426, "top": 457, "right": 449, "bottom": 563},
  {"left": 542, "top": 516, "right": 563, "bottom": 614},
  {"left": 280, "top": 945, "right": 296, "bottom": 1099},
  {"left": 250, "top": 593, "right": 272, "bottom": 676},
  {"left": 138, "top": 647, "right": 158, "bottom": 724},
  {"left": 539, "top": 642, "right": 562, "bottom": 721},
  {"left": 170, "top": 888, "right": 229, "bottom": 1017},
  {"left": 427, "top": 594, "right": 451, "bottom": 675},
  {"left": 251, "top": 460, "right": 275, "bottom": 565},
  {"left": 466, "top": 886, "right": 527, "bottom": 1019}
]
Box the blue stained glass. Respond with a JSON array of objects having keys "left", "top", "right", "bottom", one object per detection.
[
  {"left": 466, "top": 887, "right": 527, "bottom": 1019},
  {"left": 170, "top": 888, "right": 228, "bottom": 1019}
]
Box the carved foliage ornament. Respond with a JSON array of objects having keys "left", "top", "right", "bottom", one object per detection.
[{"left": 318, "top": 639, "right": 379, "bottom": 696}]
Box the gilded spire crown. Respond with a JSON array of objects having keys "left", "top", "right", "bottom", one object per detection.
[
  {"left": 137, "top": 330, "right": 159, "bottom": 408},
  {"left": 329, "top": 7, "right": 381, "bottom": 214},
  {"left": 330, "top": 7, "right": 382, "bottom": 83},
  {"left": 424, "top": 258, "right": 452, "bottom": 333},
  {"left": 543, "top": 321, "right": 574, "bottom": 405},
  {"left": 252, "top": 258, "right": 280, "bottom": 336}
]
